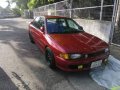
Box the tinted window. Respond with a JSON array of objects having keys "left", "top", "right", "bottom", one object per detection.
[
  {"left": 46, "top": 18, "right": 83, "bottom": 34},
  {"left": 67, "top": 19, "right": 79, "bottom": 30},
  {"left": 32, "top": 17, "right": 44, "bottom": 29}
]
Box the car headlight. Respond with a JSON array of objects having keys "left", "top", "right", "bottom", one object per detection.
[
  {"left": 60, "top": 53, "right": 82, "bottom": 60},
  {"left": 70, "top": 54, "right": 82, "bottom": 59},
  {"left": 105, "top": 48, "right": 109, "bottom": 52}
]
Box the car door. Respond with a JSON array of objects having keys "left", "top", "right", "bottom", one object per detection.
[
  {"left": 30, "top": 17, "right": 45, "bottom": 51},
  {"left": 36, "top": 17, "right": 46, "bottom": 51},
  {"left": 30, "top": 17, "right": 41, "bottom": 43}
]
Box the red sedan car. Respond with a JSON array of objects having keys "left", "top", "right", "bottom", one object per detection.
[{"left": 28, "top": 15, "right": 109, "bottom": 72}]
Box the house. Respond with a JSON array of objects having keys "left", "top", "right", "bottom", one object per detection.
[{"left": 0, "top": 6, "right": 15, "bottom": 18}]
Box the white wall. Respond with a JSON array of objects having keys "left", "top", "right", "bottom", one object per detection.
[{"left": 75, "top": 19, "right": 112, "bottom": 43}]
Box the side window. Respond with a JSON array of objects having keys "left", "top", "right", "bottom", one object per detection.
[
  {"left": 37, "top": 18, "right": 44, "bottom": 27},
  {"left": 58, "top": 19, "right": 67, "bottom": 27},
  {"left": 67, "top": 19, "right": 79, "bottom": 30},
  {"left": 32, "top": 17, "right": 44, "bottom": 30},
  {"left": 32, "top": 17, "right": 40, "bottom": 29}
]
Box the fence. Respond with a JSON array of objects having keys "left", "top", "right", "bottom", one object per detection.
[
  {"left": 23, "top": 10, "right": 33, "bottom": 19},
  {"left": 33, "top": 0, "right": 114, "bottom": 21},
  {"left": 33, "top": 0, "right": 120, "bottom": 45},
  {"left": 112, "top": 1, "right": 120, "bottom": 45}
]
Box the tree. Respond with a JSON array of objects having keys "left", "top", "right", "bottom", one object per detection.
[
  {"left": 27, "top": 0, "right": 63, "bottom": 10},
  {"left": 11, "top": 0, "right": 29, "bottom": 10},
  {"left": 12, "top": 7, "right": 21, "bottom": 16},
  {"left": 27, "top": 0, "right": 42, "bottom": 10},
  {"left": 6, "top": 0, "right": 11, "bottom": 8}
]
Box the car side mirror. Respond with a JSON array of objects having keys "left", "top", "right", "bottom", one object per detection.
[
  {"left": 40, "top": 26, "right": 45, "bottom": 33},
  {"left": 30, "top": 20, "right": 34, "bottom": 24},
  {"left": 79, "top": 26, "right": 83, "bottom": 30}
]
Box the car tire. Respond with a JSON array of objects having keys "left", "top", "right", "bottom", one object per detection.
[
  {"left": 45, "top": 47, "right": 56, "bottom": 69},
  {"left": 29, "top": 32, "right": 35, "bottom": 43}
]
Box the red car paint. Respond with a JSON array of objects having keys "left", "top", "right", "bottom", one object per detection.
[{"left": 29, "top": 16, "right": 109, "bottom": 72}]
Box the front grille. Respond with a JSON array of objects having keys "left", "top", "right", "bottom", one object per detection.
[
  {"left": 69, "top": 65, "right": 77, "bottom": 69},
  {"left": 88, "top": 50, "right": 105, "bottom": 58},
  {"left": 69, "top": 63, "right": 91, "bottom": 69}
]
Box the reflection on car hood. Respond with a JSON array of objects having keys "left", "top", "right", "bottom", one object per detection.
[{"left": 49, "top": 32, "right": 109, "bottom": 53}]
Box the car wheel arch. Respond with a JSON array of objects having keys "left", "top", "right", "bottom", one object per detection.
[{"left": 45, "top": 47, "right": 56, "bottom": 68}]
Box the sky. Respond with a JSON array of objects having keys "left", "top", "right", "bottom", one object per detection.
[{"left": 0, "top": 0, "right": 16, "bottom": 8}]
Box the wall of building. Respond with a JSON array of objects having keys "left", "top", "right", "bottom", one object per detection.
[{"left": 75, "top": 19, "right": 111, "bottom": 43}]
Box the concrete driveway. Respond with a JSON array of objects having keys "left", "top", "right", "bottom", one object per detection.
[{"left": 0, "top": 18, "right": 106, "bottom": 90}]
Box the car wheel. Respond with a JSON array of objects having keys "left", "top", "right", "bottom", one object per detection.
[
  {"left": 29, "top": 32, "right": 35, "bottom": 43},
  {"left": 45, "top": 47, "right": 56, "bottom": 69}
]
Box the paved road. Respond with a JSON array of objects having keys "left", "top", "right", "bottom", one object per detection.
[{"left": 0, "top": 18, "right": 105, "bottom": 90}]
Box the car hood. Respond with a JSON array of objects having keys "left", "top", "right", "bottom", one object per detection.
[{"left": 49, "top": 32, "right": 108, "bottom": 53}]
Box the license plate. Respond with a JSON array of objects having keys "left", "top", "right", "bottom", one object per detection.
[{"left": 91, "top": 60, "right": 102, "bottom": 68}]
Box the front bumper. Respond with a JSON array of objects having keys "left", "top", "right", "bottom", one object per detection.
[{"left": 55, "top": 52, "right": 109, "bottom": 72}]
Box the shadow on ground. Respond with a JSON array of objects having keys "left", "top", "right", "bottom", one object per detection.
[{"left": 0, "top": 67, "right": 18, "bottom": 90}]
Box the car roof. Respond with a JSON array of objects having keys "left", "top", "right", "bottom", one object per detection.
[{"left": 43, "top": 15, "right": 68, "bottom": 19}]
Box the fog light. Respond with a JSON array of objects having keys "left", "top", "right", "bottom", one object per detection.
[{"left": 78, "top": 65, "right": 83, "bottom": 69}]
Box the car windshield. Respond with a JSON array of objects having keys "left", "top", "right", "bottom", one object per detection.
[{"left": 46, "top": 18, "right": 84, "bottom": 34}]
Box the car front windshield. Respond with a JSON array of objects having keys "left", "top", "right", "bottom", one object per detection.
[{"left": 46, "top": 18, "right": 84, "bottom": 34}]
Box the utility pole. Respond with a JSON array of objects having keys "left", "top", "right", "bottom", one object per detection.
[
  {"left": 100, "top": 0, "right": 104, "bottom": 20},
  {"left": 66, "top": 0, "right": 73, "bottom": 18}
]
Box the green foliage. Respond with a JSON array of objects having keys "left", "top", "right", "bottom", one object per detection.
[
  {"left": 12, "top": 8, "right": 21, "bottom": 16},
  {"left": 27, "top": 0, "right": 43, "bottom": 10},
  {"left": 27, "top": 0, "right": 63, "bottom": 10},
  {"left": 27, "top": 0, "right": 36, "bottom": 10},
  {"left": 10, "top": 0, "right": 62, "bottom": 11},
  {"left": 12, "top": 0, "right": 29, "bottom": 10}
]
